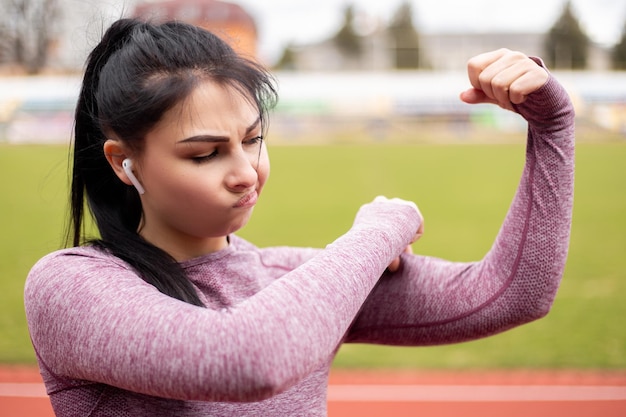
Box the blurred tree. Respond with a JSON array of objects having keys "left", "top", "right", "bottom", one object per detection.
[
  {"left": 544, "top": 0, "right": 589, "bottom": 69},
  {"left": 274, "top": 43, "right": 297, "bottom": 71},
  {"left": 387, "top": 1, "right": 422, "bottom": 69},
  {"left": 612, "top": 21, "right": 626, "bottom": 70},
  {"left": 332, "top": 4, "right": 362, "bottom": 57},
  {"left": 0, "top": 0, "right": 60, "bottom": 74}
]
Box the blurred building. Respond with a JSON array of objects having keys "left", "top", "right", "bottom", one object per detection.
[
  {"left": 289, "top": 27, "right": 393, "bottom": 72},
  {"left": 422, "top": 32, "right": 544, "bottom": 71},
  {"left": 131, "top": 0, "right": 258, "bottom": 59},
  {"left": 284, "top": 31, "right": 611, "bottom": 72},
  {"left": 423, "top": 32, "right": 610, "bottom": 72},
  {"left": 1, "top": 1, "right": 623, "bottom": 143}
]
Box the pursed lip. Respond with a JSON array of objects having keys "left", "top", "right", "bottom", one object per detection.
[{"left": 234, "top": 190, "right": 258, "bottom": 208}]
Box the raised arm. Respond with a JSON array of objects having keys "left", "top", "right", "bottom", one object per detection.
[
  {"left": 25, "top": 198, "right": 422, "bottom": 402},
  {"left": 347, "top": 50, "right": 575, "bottom": 345}
]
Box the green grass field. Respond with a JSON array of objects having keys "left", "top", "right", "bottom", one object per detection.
[{"left": 1, "top": 140, "right": 625, "bottom": 369}]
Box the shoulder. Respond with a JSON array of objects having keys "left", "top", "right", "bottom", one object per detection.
[
  {"left": 24, "top": 245, "right": 137, "bottom": 304},
  {"left": 28, "top": 245, "right": 131, "bottom": 277}
]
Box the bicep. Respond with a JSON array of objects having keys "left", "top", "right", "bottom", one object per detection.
[{"left": 346, "top": 253, "right": 516, "bottom": 345}]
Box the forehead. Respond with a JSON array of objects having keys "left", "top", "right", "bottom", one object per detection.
[{"left": 160, "top": 80, "right": 260, "bottom": 134}]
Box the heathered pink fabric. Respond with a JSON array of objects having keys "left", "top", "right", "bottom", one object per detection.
[{"left": 24, "top": 75, "right": 574, "bottom": 416}]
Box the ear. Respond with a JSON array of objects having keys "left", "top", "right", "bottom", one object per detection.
[{"left": 103, "top": 139, "right": 134, "bottom": 187}]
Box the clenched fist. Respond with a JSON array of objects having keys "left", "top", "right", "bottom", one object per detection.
[{"left": 460, "top": 49, "right": 549, "bottom": 112}]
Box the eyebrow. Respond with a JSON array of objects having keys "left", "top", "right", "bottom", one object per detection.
[{"left": 177, "top": 117, "right": 261, "bottom": 144}]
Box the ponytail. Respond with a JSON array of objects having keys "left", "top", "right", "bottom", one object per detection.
[
  {"left": 67, "top": 19, "right": 276, "bottom": 306},
  {"left": 70, "top": 19, "right": 137, "bottom": 249}
]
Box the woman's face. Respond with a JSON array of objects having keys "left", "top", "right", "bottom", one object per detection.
[{"left": 133, "top": 80, "right": 269, "bottom": 260}]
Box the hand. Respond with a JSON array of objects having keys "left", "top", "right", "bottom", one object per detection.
[
  {"left": 373, "top": 196, "right": 424, "bottom": 273},
  {"left": 352, "top": 196, "right": 423, "bottom": 271},
  {"left": 460, "top": 49, "right": 549, "bottom": 112},
  {"left": 387, "top": 244, "right": 415, "bottom": 273}
]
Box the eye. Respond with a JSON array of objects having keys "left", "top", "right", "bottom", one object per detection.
[
  {"left": 244, "top": 135, "right": 263, "bottom": 146},
  {"left": 191, "top": 149, "right": 218, "bottom": 164}
]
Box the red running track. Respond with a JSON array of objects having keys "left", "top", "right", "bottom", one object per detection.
[{"left": 1, "top": 366, "right": 625, "bottom": 416}]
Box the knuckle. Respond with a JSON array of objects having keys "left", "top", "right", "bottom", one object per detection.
[
  {"left": 506, "top": 50, "right": 528, "bottom": 63},
  {"left": 491, "top": 75, "right": 509, "bottom": 90},
  {"left": 477, "top": 71, "right": 491, "bottom": 87},
  {"left": 466, "top": 56, "right": 480, "bottom": 70}
]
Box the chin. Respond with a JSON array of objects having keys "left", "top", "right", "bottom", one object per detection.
[{"left": 226, "top": 217, "right": 253, "bottom": 236}]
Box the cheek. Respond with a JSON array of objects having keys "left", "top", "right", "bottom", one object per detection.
[
  {"left": 144, "top": 166, "right": 218, "bottom": 216},
  {"left": 150, "top": 181, "right": 228, "bottom": 237},
  {"left": 146, "top": 166, "right": 195, "bottom": 199},
  {"left": 257, "top": 149, "right": 270, "bottom": 189}
]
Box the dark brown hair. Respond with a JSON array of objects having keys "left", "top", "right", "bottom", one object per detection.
[{"left": 69, "top": 18, "right": 277, "bottom": 305}]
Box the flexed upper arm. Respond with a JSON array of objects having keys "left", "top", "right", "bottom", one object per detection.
[
  {"left": 345, "top": 254, "right": 516, "bottom": 345},
  {"left": 347, "top": 75, "right": 575, "bottom": 346}
]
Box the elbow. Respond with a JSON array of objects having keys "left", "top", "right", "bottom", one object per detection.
[
  {"left": 244, "top": 374, "right": 291, "bottom": 402},
  {"left": 509, "top": 269, "right": 563, "bottom": 326},
  {"left": 490, "top": 282, "right": 559, "bottom": 332},
  {"left": 531, "top": 296, "right": 556, "bottom": 321},
  {"left": 192, "top": 373, "right": 290, "bottom": 403},
  {"left": 525, "top": 303, "right": 552, "bottom": 324},
  {"left": 530, "top": 279, "right": 562, "bottom": 321},
  {"left": 510, "top": 294, "right": 556, "bottom": 328},
  {"left": 222, "top": 365, "right": 299, "bottom": 402},
  {"left": 151, "top": 366, "right": 293, "bottom": 403}
]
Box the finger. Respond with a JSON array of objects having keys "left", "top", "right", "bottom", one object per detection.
[
  {"left": 491, "top": 57, "right": 544, "bottom": 109},
  {"left": 387, "top": 257, "right": 401, "bottom": 273},
  {"left": 486, "top": 59, "right": 548, "bottom": 109},
  {"left": 415, "top": 221, "right": 424, "bottom": 242},
  {"left": 469, "top": 49, "right": 533, "bottom": 109},
  {"left": 466, "top": 49, "right": 510, "bottom": 91},
  {"left": 488, "top": 71, "right": 520, "bottom": 111},
  {"left": 470, "top": 51, "right": 547, "bottom": 111},
  {"left": 476, "top": 53, "right": 527, "bottom": 108},
  {"left": 387, "top": 245, "right": 413, "bottom": 273},
  {"left": 508, "top": 65, "right": 549, "bottom": 104},
  {"left": 459, "top": 88, "right": 497, "bottom": 105}
]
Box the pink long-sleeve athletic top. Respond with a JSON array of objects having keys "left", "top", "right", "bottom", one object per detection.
[{"left": 24, "top": 74, "right": 574, "bottom": 416}]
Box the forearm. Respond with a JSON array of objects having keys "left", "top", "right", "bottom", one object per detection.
[{"left": 26, "top": 203, "right": 420, "bottom": 401}]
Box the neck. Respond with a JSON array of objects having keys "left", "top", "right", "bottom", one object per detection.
[{"left": 139, "top": 228, "right": 229, "bottom": 262}]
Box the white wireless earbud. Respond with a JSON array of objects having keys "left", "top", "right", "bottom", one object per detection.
[{"left": 122, "top": 158, "right": 145, "bottom": 195}]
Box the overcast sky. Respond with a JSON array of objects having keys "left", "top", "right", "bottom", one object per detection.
[
  {"left": 99, "top": 0, "right": 626, "bottom": 64},
  {"left": 230, "top": 0, "right": 626, "bottom": 63}
]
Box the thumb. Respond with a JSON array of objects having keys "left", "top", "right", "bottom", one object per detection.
[{"left": 460, "top": 88, "right": 495, "bottom": 105}]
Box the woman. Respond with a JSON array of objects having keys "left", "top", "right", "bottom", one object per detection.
[{"left": 24, "top": 18, "right": 574, "bottom": 416}]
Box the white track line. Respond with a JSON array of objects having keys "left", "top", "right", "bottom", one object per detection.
[
  {"left": 0, "top": 383, "right": 47, "bottom": 398},
  {"left": 327, "top": 385, "right": 626, "bottom": 402},
  {"left": 1, "top": 382, "right": 625, "bottom": 402}
]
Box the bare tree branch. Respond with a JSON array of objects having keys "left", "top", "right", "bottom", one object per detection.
[{"left": 0, "top": 0, "right": 60, "bottom": 73}]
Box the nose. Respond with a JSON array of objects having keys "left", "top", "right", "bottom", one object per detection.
[{"left": 225, "top": 149, "right": 258, "bottom": 191}]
